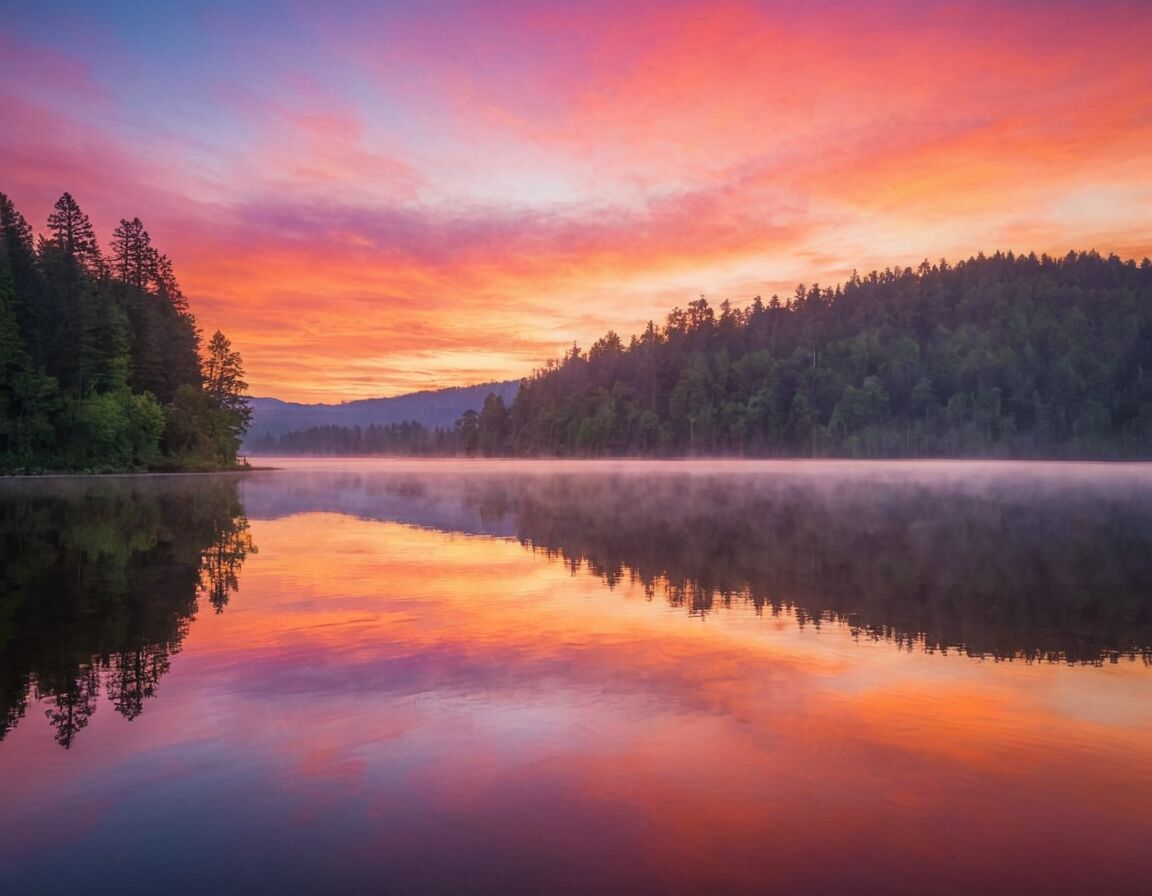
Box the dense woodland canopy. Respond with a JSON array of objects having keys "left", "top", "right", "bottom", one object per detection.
[
  {"left": 261, "top": 250, "right": 1152, "bottom": 459},
  {"left": 512, "top": 251, "right": 1152, "bottom": 457},
  {"left": 0, "top": 191, "right": 251, "bottom": 472}
]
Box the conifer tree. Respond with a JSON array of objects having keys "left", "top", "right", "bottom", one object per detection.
[
  {"left": 0, "top": 192, "right": 47, "bottom": 365},
  {"left": 202, "top": 330, "right": 251, "bottom": 464},
  {"left": 110, "top": 217, "right": 153, "bottom": 289},
  {"left": 46, "top": 192, "right": 102, "bottom": 275}
]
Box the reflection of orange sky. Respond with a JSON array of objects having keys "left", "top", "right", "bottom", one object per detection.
[
  {"left": 1, "top": 511, "right": 1151, "bottom": 888},
  {"left": 2, "top": 2, "right": 1151, "bottom": 400},
  {"left": 209, "top": 515, "right": 1152, "bottom": 887},
  {"left": 210, "top": 514, "right": 1152, "bottom": 784}
]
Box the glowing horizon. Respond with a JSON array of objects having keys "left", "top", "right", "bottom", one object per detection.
[{"left": 3, "top": 0, "right": 1150, "bottom": 402}]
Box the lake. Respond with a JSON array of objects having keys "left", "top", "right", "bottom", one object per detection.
[{"left": 2, "top": 459, "right": 1151, "bottom": 894}]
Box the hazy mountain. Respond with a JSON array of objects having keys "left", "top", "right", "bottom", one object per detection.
[{"left": 244, "top": 380, "right": 519, "bottom": 447}]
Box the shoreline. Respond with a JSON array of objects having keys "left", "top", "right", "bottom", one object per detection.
[
  {"left": 0, "top": 465, "right": 280, "bottom": 480},
  {"left": 4, "top": 456, "right": 1150, "bottom": 479}
]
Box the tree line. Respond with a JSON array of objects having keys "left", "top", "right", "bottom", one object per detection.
[
  {"left": 260, "top": 250, "right": 1152, "bottom": 459},
  {"left": 406, "top": 469, "right": 1152, "bottom": 664},
  {"left": 252, "top": 420, "right": 455, "bottom": 455},
  {"left": 0, "top": 191, "right": 251, "bottom": 472},
  {"left": 511, "top": 251, "right": 1152, "bottom": 457},
  {"left": 251, "top": 393, "right": 514, "bottom": 457}
]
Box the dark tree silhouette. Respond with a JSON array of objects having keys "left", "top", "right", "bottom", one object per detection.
[
  {"left": 0, "top": 192, "right": 250, "bottom": 472},
  {"left": 110, "top": 217, "right": 153, "bottom": 290},
  {"left": 46, "top": 192, "right": 103, "bottom": 274},
  {"left": 41, "top": 665, "right": 99, "bottom": 749}
]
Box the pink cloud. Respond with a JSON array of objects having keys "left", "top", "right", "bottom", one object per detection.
[{"left": 2, "top": 1, "right": 1150, "bottom": 400}]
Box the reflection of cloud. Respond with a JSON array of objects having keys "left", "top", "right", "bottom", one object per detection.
[{"left": 2, "top": 473, "right": 1151, "bottom": 892}]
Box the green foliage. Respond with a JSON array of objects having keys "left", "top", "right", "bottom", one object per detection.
[
  {"left": 0, "top": 191, "right": 251, "bottom": 472},
  {"left": 261, "top": 251, "right": 1152, "bottom": 461},
  {"left": 58, "top": 391, "right": 163, "bottom": 471},
  {"left": 201, "top": 331, "right": 252, "bottom": 466},
  {"left": 512, "top": 251, "right": 1152, "bottom": 458},
  {"left": 163, "top": 382, "right": 249, "bottom": 470},
  {"left": 163, "top": 383, "right": 218, "bottom": 466}
]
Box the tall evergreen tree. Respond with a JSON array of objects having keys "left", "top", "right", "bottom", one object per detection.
[
  {"left": 45, "top": 192, "right": 102, "bottom": 275},
  {"left": 0, "top": 192, "right": 47, "bottom": 366},
  {"left": 110, "top": 217, "right": 153, "bottom": 290},
  {"left": 478, "top": 392, "right": 512, "bottom": 455},
  {"left": 202, "top": 330, "right": 252, "bottom": 464},
  {"left": 0, "top": 268, "right": 59, "bottom": 462},
  {"left": 151, "top": 252, "right": 188, "bottom": 313}
]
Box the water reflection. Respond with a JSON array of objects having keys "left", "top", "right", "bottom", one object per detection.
[
  {"left": 0, "top": 461, "right": 1149, "bottom": 893},
  {"left": 4, "top": 461, "right": 1150, "bottom": 753},
  {"left": 0, "top": 477, "right": 255, "bottom": 748},
  {"left": 241, "top": 460, "right": 1152, "bottom": 665}
]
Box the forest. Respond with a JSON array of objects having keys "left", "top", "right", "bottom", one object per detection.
[
  {"left": 0, "top": 191, "right": 251, "bottom": 472},
  {"left": 252, "top": 420, "right": 458, "bottom": 456},
  {"left": 260, "top": 250, "right": 1152, "bottom": 459},
  {"left": 250, "top": 399, "right": 506, "bottom": 456},
  {"left": 512, "top": 251, "right": 1152, "bottom": 457}
]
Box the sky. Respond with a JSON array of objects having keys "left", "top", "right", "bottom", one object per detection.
[{"left": 2, "top": 0, "right": 1150, "bottom": 402}]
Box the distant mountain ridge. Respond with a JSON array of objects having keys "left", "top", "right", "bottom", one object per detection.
[{"left": 244, "top": 380, "right": 519, "bottom": 447}]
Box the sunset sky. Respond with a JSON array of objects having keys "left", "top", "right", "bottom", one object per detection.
[{"left": 3, "top": 0, "right": 1150, "bottom": 402}]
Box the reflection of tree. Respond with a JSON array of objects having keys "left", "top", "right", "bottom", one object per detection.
[
  {"left": 40, "top": 665, "right": 99, "bottom": 749},
  {"left": 105, "top": 646, "right": 170, "bottom": 721},
  {"left": 0, "top": 477, "right": 256, "bottom": 748},
  {"left": 200, "top": 514, "right": 255, "bottom": 613},
  {"left": 457, "top": 471, "right": 1152, "bottom": 665}
]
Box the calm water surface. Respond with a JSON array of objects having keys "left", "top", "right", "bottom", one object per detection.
[{"left": 2, "top": 459, "right": 1151, "bottom": 894}]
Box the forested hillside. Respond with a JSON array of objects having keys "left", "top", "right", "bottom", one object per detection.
[
  {"left": 251, "top": 420, "right": 455, "bottom": 455},
  {"left": 0, "top": 192, "right": 250, "bottom": 472},
  {"left": 244, "top": 380, "right": 517, "bottom": 446},
  {"left": 511, "top": 251, "right": 1152, "bottom": 457}
]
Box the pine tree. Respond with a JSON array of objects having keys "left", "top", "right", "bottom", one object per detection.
[
  {"left": 151, "top": 252, "right": 188, "bottom": 313},
  {"left": 202, "top": 330, "right": 251, "bottom": 464},
  {"left": 110, "top": 217, "right": 153, "bottom": 289},
  {"left": 46, "top": 193, "right": 102, "bottom": 275},
  {"left": 0, "top": 192, "right": 47, "bottom": 365}
]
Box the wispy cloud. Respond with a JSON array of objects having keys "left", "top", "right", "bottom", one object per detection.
[{"left": 2, "top": 0, "right": 1149, "bottom": 400}]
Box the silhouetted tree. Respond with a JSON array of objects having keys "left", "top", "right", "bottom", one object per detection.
[
  {"left": 478, "top": 392, "right": 511, "bottom": 455},
  {"left": 0, "top": 192, "right": 245, "bottom": 472},
  {"left": 46, "top": 192, "right": 102, "bottom": 275},
  {"left": 201, "top": 330, "right": 251, "bottom": 464},
  {"left": 110, "top": 217, "right": 153, "bottom": 290}
]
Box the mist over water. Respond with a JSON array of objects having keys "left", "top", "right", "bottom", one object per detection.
[
  {"left": 2, "top": 459, "right": 1151, "bottom": 893},
  {"left": 243, "top": 458, "right": 1152, "bottom": 664}
]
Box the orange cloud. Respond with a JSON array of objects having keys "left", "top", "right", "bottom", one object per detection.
[{"left": 2, "top": 1, "right": 1149, "bottom": 400}]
